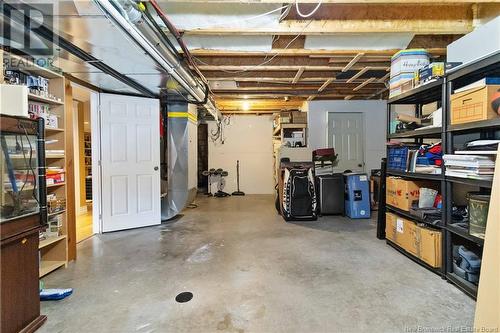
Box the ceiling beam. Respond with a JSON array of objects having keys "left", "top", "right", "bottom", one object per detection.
[
  {"left": 344, "top": 95, "right": 354, "bottom": 100},
  {"left": 342, "top": 53, "right": 365, "bottom": 72},
  {"left": 292, "top": 67, "right": 305, "bottom": 83},
  {"left": 353, "top": 77, "right": 377, "bottom": 91},
  {"left": 347, "top": 67, "right": 370, "bottom": 83},
  {"left": 377, "top": 73, "right": 391, "bottom": 83},
  {"left": 198, "top": 65, "right": 388, "bottom": 71},
  {"left": 307, "top": 96, "right": 316, "bottom": 101},
  {"left": 188, "top": 48, "right": 446, "bottom": 57},
  {"left": 318, "top": 78, "right": 335, "bottom": 92}
]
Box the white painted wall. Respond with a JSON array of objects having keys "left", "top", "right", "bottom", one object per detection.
[
  {"left": 208, "top": 115, "right": 274, "bottom": 194},
  {"left": 306, "top": 100, "right": 387, "bottom": 173}
]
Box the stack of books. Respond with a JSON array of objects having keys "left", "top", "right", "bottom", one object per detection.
[{"left": 443, "top": 155, "right": 496, "bottom": 180}]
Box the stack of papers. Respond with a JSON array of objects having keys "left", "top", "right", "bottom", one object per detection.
[{"left": 443, "top": 154, "right": 496, "bottom": 180}]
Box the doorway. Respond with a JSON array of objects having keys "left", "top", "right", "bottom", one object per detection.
[
  {"left": 327, "top": 112, "right": 365, "bottom": 172},
  {"left": 71, "top": 84, "right": 94, "bottom": 242}
]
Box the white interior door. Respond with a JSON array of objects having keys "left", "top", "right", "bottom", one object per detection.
[
  {"left": 100, "top": 93, "right": 160, "bottom": 232},
  {"left": 327, "top": 112, "right": 364, "bottom": 172}
]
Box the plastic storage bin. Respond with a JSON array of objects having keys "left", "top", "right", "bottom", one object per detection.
[
  {"left": 387, "top": 146, "right": 409, "bottom": 171},
  {"left": 344, "top": 173, "right": 371, "bottom": 219}
]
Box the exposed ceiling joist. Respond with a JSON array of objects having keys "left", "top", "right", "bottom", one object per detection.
[
  {"left": 342, "top": 53, "right": 365, "bottom": 72},
  {"left": 188, "top": 48, "right": 446, "bottom": 57},
  {"left": 318, "top": 78, "right": 335, "bottom": 92},
  {"left": 344, "top": 95, "right": 354, "bottom": 100},
  {"left": 378, "top": 73, "right": 391, "bottom": 83},
  {"left": 292, "top": 67, "right": 305, "bottom": 83},
  {"left": 198, "top": 65, "right": 388, "bottom": 71},
  {"left": 353, "top": 77, "right": 377, "bottom": 91},
  {"left": 347, "top": 67, "right": 370, "bottom": 83}
]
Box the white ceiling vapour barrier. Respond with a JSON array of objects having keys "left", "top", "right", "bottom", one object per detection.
[{"left": 305, "top": 33, "right": 415, "bottom": 50}]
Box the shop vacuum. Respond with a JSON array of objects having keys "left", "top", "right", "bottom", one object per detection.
[{"left": 232, "top": 160, "right": 245, "bottom": 196}]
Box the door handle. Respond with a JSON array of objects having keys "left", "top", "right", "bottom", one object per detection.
[{"left": 154, "top": 166, "right": 159, "bottom": 171}]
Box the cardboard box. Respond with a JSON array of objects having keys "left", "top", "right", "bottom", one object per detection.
[
  {"left": 385, "top": 212, "right": 413, "bottom": 250},
  {"left": 291, "top": 111, "right": 307, "bottom": 124},
  {"left": 386, "top": 177, "right": 439, "bottom": 211},
  {"left": 386, "top": 212, "right": 442, "bottom": 268},
  {"left": 417, "top": 227, "right": 442, "bottom": 268},
  {"left": 450, "top": 85, "right": 500, "bottom": 125}
]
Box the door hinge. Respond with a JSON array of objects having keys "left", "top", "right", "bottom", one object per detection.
[
  {"left": 99, "top": 214, "right": 102, "bottom": 221},
  {"left": 98, "top": 160, "right": 102, "bottom": 166}
]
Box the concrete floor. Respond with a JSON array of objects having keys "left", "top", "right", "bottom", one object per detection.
[{"left": 40, "top": 195, "right": 475, "bottom": 333}]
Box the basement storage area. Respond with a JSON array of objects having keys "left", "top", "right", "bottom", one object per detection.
[{"left": 1, "top": 1, "right": 500, "bottom": 332}]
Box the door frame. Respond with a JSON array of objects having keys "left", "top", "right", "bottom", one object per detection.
[
  {"left": 325, "top": 111, "right": 366, "bottom": 172},
  {"left": 90, "top": 92, "right": 102, "bottom": 234}
]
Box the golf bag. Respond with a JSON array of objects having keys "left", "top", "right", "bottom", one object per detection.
[{"left": 281, "top": 166, "right": 317, "bottom": 221}]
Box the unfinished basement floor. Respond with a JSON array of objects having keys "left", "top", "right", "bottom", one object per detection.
[{"left": 40, "top": 195, "right": 475, "bottom": 333}]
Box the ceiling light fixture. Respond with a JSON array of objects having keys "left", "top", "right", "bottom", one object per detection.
[{"left": 242, "top": 101, "right": 250, "bottom": 111}]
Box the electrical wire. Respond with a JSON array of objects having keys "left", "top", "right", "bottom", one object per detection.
[{"left": 295, "top": 1, "right": 323, "bottom": 18}]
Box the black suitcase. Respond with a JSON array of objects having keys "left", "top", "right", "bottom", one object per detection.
[
  {"left": 315, "top": 174, "right": 344, "bottom": 215},
  {"left": 281, "top": 166, "right": 317, "bottom": 221}
]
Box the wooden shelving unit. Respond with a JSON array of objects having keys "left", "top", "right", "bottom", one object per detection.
[
  {"left": 385, "top": 52, "right": 500, "bottom": 299},
  {"left": 2, "top": 50, "right": 69, "bottom": 277}
]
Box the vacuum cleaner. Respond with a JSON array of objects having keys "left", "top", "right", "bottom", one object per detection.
[{"left": 232, "top": 160, "right": 245, "bottom": 196}]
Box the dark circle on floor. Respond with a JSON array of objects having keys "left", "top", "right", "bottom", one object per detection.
[{"left": 175, "top": 292, "right": 193, "bottom": 303}]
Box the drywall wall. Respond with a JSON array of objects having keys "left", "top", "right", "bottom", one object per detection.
[
  {"left": 306, "top": 100, "right": 387, "bottom": 173},
  {"left": 208, "top": 115, "right": 274, "bottom": 194}
]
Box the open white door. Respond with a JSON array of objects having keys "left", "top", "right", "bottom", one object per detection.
[{"left": 99, "top": 93, "right": 160, "bottom": 232}]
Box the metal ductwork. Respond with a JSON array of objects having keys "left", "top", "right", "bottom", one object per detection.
[{"left": 161, "top": 91, "right": 198, "bottom": 220}]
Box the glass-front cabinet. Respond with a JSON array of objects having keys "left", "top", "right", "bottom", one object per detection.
[{"left": 1, "top": 115, "right": 44, "bottom": 223}]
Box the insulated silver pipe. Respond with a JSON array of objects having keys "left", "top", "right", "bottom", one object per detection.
[{"left": 95, "top": 0, "right": 221, "bottom": 119}]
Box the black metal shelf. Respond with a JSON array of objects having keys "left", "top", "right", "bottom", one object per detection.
[
  {"left": 386, "top": 240, "right": 443, "bottom": 276},
  {"left": 446, "top": 224, "right": 485, "bottom": 246},
  {"left": 446, "top": 272, "right": 478, "bottom": 300},
  {"left": 387, "top": 78, "right": 443, "bottom": 105},
  {"left": 388, "top": 127, "right": 442, "bottom": 139},
  {"left": 384, "top": 51, "right": 498, "bottom": 299},
  {"left": 448, "top": 118, "right": 500, "bottom": 133},
  {"left": 386, "top": 205, "right": 443, "bottom": 229},
  {"left": 387, "top": 169, "right": 443, "bottom": 181},
  {"left": 446, "top": 176, "right": 493, "bottom": 188},
  {"left": 447, "top": 51, "right": 500, "bottom": 88}
]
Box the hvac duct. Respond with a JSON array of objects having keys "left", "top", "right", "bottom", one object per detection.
[{"left": 161, "top": 92, "right": 198, "bottom": 220}]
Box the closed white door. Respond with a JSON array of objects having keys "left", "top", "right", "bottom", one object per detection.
[
  {"left": 327, "top": 112, "right": 364, "bottom": 172},
  {"left": 100, "top": 93, "right": 160, "bottom": 232}
]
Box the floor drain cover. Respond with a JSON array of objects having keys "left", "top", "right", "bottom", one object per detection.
[{"left": 175, "top": 292, "right": 193, "bottom": 303}]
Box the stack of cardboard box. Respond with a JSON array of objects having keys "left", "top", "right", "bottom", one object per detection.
[{"left": 385, "top": 177, "right": 442, "bottom": 268}]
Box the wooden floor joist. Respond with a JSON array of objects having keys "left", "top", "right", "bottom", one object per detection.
[
  {"left": 292, "top": 67, "right": 305, "bottom": 83},
  {"left": 353, "top": 78, "right": 377, "bottom": 91},
  {"left": 342, "top": 53, "right": 365, "bottom": 72}
]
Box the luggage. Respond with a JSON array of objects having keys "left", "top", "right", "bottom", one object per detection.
[
  {"left": 281, "top": 166, "right": 317, "bottom": 221},
  {"left": 453, "top": 245, "right": 481, "bottom": 284},
  {"left": 316, "top": 174, "right": 344, "bottom": 215}
]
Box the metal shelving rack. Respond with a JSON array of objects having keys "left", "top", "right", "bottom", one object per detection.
[
  {"left": 442, "top": 52, "right": 500, "bottom": 299},
  {"left": 384, "top": 52, "right": 500, "bottom": 299},
  {"left": 386, "top": 76, "right": 446, "bottom": 278}
]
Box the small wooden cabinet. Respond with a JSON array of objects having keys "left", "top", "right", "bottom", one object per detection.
[
  {"left": 1, "top": 115, "right": 46, "bottom": 332},
  {"left": 1, "top": 215, "right": 46, "bottom": 333}
]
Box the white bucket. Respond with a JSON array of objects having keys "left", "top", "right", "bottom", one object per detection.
[{"left": 419, "top": 188, "right": 438, "bottom": 208}]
